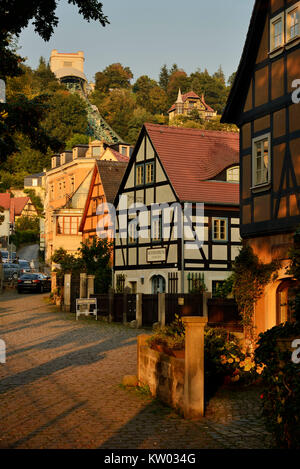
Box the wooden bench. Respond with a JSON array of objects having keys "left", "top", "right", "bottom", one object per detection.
[{"left": 76, "top": 298, "right": 98, "bottom": 321}]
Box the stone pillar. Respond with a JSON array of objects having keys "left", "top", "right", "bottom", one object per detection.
[
  {"left": 87, "top": 275, "right": 95, "bottom": 298},
  {"left": 80, "top": 273, "right": 87, "bottom": 299},
  {"left": 64, "top": 273, "right": 71, "bottom": 312},
  {"left": 158, "top": 293, "right": 166, "bottom": 327},
  {"left": 51, "top": 271, "right": 57, "bottom": 292},
  {"left": 182, "top": 316, "right": 208, "bottom": 419},
  {"left": 108, "top": 287, "right": 114, "bottom": 323},
  {"left": 202, "top": 292, "right": 211, "bottom": 318},
  {"left": 136, "top": 293, "right": 143, "bottom": 328},
  {"left": 123, "top": 287, "right": 130, "bottom": 324}
]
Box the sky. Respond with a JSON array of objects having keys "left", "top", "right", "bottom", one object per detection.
[{"left": 18, "top": 0, "right": 255, "bottom": 84}]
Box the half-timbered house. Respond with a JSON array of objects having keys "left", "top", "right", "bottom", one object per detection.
[
  {"left": 221, "top": 0, "right": 300, "bottom": 334},
  {"left": 79, "top": 160, "right": 128, "bottom": 243},
  {"left": 113, "top": 123, "right": 241, "bottom": 295}
]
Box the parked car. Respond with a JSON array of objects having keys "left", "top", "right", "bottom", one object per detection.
[
  {"left": 0, "top": 250, "right": 9, "bottom": 263},
  {"left": 17, "top": 273, "right": 51, "bottom": 293},
  {"left": 17, "top": 259, "right": 31, "bottom": 274},
  {"left": 0, "top": 250, "right": 17, "bottom": 263},
  {"left": 3, "top": 262, "right": 20, "bottom": 281}
]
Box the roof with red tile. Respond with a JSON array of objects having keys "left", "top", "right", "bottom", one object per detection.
[
  {"left": 12, "top": 197, "right": 30, "bottom": 215},
  {"left": 0, "top": 193, "right": 32, "bottom": 221},
  {"left": 145, "top": 123, "right": 240, "bottom": 205},
  {"left": 0, "top": 193, "right": 12, "bottom": 210},
  {"left": 168, "top": 91, "right": 215, "bottom": 113},
  {"left": 109, "top": 148, "right": 130, "bottom": 162}
]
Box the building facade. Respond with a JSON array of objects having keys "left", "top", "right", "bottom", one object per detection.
[
  {"left": 222, "top": 0, "right": 300, "bottom": 334},
  {"left": 168, "top": 89, "right": 217, "bottom": 122},
  {"left": 113, "top": 124, "right": 241, "bottom": 295}
]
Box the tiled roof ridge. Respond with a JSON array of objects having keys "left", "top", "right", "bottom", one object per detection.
[{"left": 145, "top": 122, "right": 239, "bottom": 137}]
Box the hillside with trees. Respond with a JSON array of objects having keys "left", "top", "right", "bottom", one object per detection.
[{"left": 1, "top": 57, "right": 237, "bottom": 191}]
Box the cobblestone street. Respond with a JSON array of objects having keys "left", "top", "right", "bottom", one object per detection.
[{"left": 0, "top": 290, "right": 274, "bottom": 449}]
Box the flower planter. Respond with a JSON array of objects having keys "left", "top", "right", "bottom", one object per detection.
[{"left": 151, "top": 343, "right": 185, "bottom": 359}]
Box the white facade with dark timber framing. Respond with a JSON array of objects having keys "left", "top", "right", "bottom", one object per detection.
[{"left": 113, "top": 124, "right": 241, "bottom": 295}]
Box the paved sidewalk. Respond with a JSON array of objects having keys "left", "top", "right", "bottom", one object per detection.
[{"left": 0, "top": 291, "right": 274, "bottom": 449}]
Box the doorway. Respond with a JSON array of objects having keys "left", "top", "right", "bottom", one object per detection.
[{"left": 151, "top": 275, "right": 166, "bottom": 294}]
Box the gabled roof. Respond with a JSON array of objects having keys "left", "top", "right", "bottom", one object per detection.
[
  {"left": 145, "top": 123, "right": 239, "bottom": 204},
  {"left": 115, "top": 124, "right": 240, "bottom": 206},
  {"left": 79, "top": 160, "right": 128, "bottom": 232},
  {"left": 221, "top": 0, "right": 269, "bottom": 124},
  {"left": 168, "top": 91, "right": 215, "bottom": 113},
  {"left": 12, "top": 197, "right": 30, "bottom": 215},
  {"left": 97, "top": 160, "right": 128, "bottom": 204}
]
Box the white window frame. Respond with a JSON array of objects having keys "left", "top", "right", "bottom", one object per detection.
[
  {"left": 286, "top": 2, "right": 299, "bottom": 43},
  {"left": 270, "top": 12, "right": 284, "bottom": 52},
  {"left": 252, "top": 133, "right": 271, "bottom": 189},
  {"left": 212, "top": 217, "right": 228, "bottom": 242}
]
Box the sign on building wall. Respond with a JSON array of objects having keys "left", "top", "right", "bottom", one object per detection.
[{"left": 146, "top": 247, "right": 166, "bottom": 263}]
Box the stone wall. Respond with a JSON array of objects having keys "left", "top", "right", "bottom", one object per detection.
[{"left": 137, "top": 335, "right": 185, "bottom": 414}]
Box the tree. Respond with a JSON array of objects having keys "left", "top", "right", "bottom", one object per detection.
[
  {"left": 159, "top": 64, "right": 169, "bottom": 91},
  {"left": 147, "top": 86, "right": 168, "bottom": 115},
  {"left": 79, "top": 238, "right": 112, "bottom": 294},
  {"left": 14, "top": 215, "right": 40, "bottom": 232},
  {"left": 0, "top": 1, "right": 109, "bottom": 161},
  {"left": 100, "top": 89, "right": 136, "bottom": 140},
  {"left": 65, "top": 133, "right": 89, "bottom": 150},
  {"left": 41, "top": 91, "right": 88, "bottom": 147},
  {"left": 167, "top": 69, "right": 189, "bottom": 103},
  {"left": 228, "top": 72, "right": 237, "bottom": 89},
  {"left": 33, "top": 57, "right": 61, "bottom": 94},
  {"left": 95, "top": 63, "right": 133, "bottom": 92},
  {"left": 133, "top": 75, "right": 157, "bottom": 105}
]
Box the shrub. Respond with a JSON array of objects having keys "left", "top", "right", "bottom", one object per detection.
[
  {"left": 254, "top": 228, "right": 300, "bottom": 449},
  {"left": 255, "top": 322, "right": 300, "bottom": 449},
  {"left": 147, "top": 316, "right": 261, "bottom": 400}
]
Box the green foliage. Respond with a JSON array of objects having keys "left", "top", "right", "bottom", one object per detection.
[
  {"left": 23, "top": 189, "right": 43, "bottom": 216},
  {"left": 255, "top": 323, "right": 300, "bottom": 449},
  {"left": 11, "top": 229, "right": 39, "bottom": 249},
  {"left": 51, "top": 238, "right": 113, "bottom": 294},
  {"left": 148, "top": 320, "right": 260, "bottom": 400},
  {"left": 286, "top": 227, "right": 300, "bottom": 322},
  {"left": 204, "top": 327, "right": 260, "bottom": 398},
  {"left": 41, "top": 91, "right": 88, "bottom": 147},
  {"left": 214, "top": 275, "right": 234, "bottom": 299},
  {"left": 95, "top": 63, "right": 133, "bottom": 92},
  {"left": 65, "top": 133, "right": 89, "bottom": 150},
  {"left": 14, "top": 215, "right": 39, "bottom": 232},
  {"left": 147, "top": 314, "right": 186, "bottom": 351},
  {"left": 79, "top": 237, "right": 113, "bottom": 294}
]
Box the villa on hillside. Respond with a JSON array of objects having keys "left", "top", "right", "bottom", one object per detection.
[{"left": 168, "top": 89, "right": 217, "bottom": 122}]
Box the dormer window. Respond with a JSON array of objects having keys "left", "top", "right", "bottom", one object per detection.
[
  {"left": 226, "top": 166, "right": 239, "bottom": 182},
  {"left": 92, "top": 146, "right": 101, "bottom": 157},
  {"left": 120, "top": 146, "right": 128, "bottom": 156}
]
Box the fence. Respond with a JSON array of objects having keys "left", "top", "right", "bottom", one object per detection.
[{"left": 59, "top": 272, "right": 242, "bottom": 332}]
